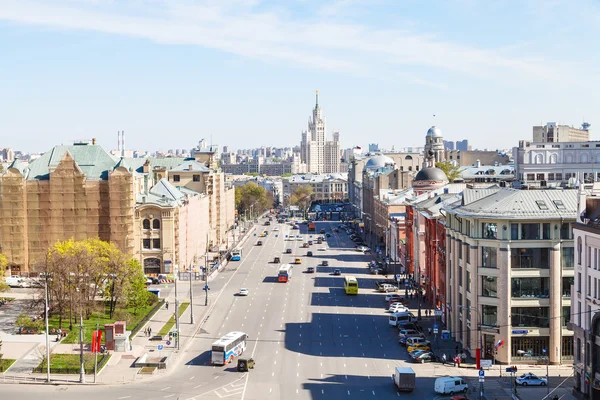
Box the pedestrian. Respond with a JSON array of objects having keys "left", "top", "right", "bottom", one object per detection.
[
  {"left": 149, "top": 327, "right": 152, "bottom": 337},
  {"left": 442, "top": 353, "right": 447, "bottom": 365},
  {"left": 457, "top": 357, "right": 461, "bottom": 368},
  {"left": 427, "top": 327, "right": 432, "bottom": 335},
  {"left": 453, "top": 356, "right": 457, "bottom": 367},
  {"left": 166, "top": 301, "right": 169, "bottom": 310}
]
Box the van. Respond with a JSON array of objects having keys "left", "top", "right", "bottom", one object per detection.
[
  {"left": 406, "top": 337, "right": 430, "bottom": 347},
  {"left": 5, "top": 275, "right": 25, "bottom": 288},
  {"left": 434, "top": 376, "right": 468, "bottom": 395},
  {"left": 388, "top": 312, "right": 416, "bottom": 327}
]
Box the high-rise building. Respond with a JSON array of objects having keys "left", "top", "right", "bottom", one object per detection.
[
  {"left": 456, "top": 139, "right": 469, "bottom": 151},
  {"left": 444, "top": 140, "right": 455, "bottom": 151},
  {"left": 533, "top": 122, "right": 590, "bottom": 143},
  {"left": 300, "top": 91, "right": 340, "bottom": 173}
]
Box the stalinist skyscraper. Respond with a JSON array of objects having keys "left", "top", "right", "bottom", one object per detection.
[{"left": 300, "top": 91, "right": 340, "bottom": 174}]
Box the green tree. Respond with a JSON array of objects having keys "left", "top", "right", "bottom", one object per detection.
[
  {"left": 435, "top": 161, "right": 461, "bottom": 183},
  {"left": 235, "top": 182, "right": 273, "bottom": 218},
  {"left": 0, "top": 253, "right": 8, "bottom": 292},
  {"left": 126, "top": 262, "right": 150, "bottom": 315},
  {"left": 280, "top": 173, "right": 292, "bottom": 178},
  {"left": 290, "top": 185, "right": 314, "bottom": 212}
]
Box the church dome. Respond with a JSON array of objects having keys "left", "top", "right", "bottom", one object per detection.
[
  {"left": 364, "top": 154, "right": 395, "bottom": 171},
  {"left": 426, "top": 126, "right": 443, "bottom": 138},
  {"left": 413, "top": 167, "right": 448, "bottom": 182}
]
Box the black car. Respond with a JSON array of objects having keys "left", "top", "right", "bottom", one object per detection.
[
  {"left": 411, "top": 351, "right": 438, "bottom": 363},
  {"left": 375, "top": 279, "right": 397, "bottom": 290},
  {"left": 285, "top": 248, "right": 292, "bottom": 254},
  {"left": 319, "top": 229, "right": 326, "bottom": 234},
  {"left": 325, "top": 233, "right": 331, "bottom": 238},
  {"left": 307, "top": 251, "right": 313, "bottom": 257},
  {"left": 322, "top": 260, "right": 329, "bottom": 266},
  {"left": 306, "top": 267, "right": 315, "bottom": 273},
  {"left": 256, "top": 240, "right": 263, "bottom": 246},
  {"left": 333, "top": 269, "right": 341, "bottom": 276}
]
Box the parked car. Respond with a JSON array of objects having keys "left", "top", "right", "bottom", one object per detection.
[
  {"left": 385, "top": 293, "right": 402, "bottom": 302},
  {"left": 399, "top": 329, "right": 422, "bottom": 339},
  {"left": 407, "top": 343, "right": 432, "bottom": 353},
  {"left": 307, "top": 251, "right": 313, "bottom": 257},
  {"left": 306, "top": 267, "right": 315, "bottom": 273},
  {"left": 412, "top": 351, "right": 438, "bottom": 363},
  {"left": 322, "top": 260, "right": 329, "bottom": 266},
  {"left": 397, "top": 322, "right": 420, "bottom": 332},
  {"left": 333, "top": 269, "right": 341, "bottom": 276},
  {"left": 406, "top": 337, "right": 431, "bottom": 347},
  {"left": 286, "top": 248, "right": 292, "bottom": 254},
  {"left": 515, "top": 373, "right": 548, "bottom": 386}
]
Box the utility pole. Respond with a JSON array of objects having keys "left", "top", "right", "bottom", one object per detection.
[
  {"left": 189, "top": 262, "right": 194, "bottom": 325},
  {"left": 44, "top": 276, "right": 51, "bottom": 383},
  {"left": 79, "top": 313, "right": 85, "bottom": 383},
  {"left": 174, "top": 269, "right": 180, "bottom": 350},
  {"left": 543, "top": 348, "right": 549, "bottom": 397},
  {"left": 205, "top": 253, "right": 209, "bottom": 306}
]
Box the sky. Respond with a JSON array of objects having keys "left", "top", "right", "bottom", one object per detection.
[{"left": 1, "top": 0, "right": 599, "bottom": 154}]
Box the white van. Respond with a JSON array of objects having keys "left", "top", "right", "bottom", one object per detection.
[
  {"left": 434, "top": 376, "right": 469, "bottom": 395},
  {"left": 5, "top": 275, "right": 25, "bottom": 288},
  {"left": 388, "top": 311, "right": 416, "bottom": 327}
]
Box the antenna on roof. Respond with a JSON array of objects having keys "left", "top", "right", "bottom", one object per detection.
[
  {"left": 117, "top": 131, "right": 120, "bottom": 152},
  {"left": 121, "top": 131, "right": 125, "bottom": 158}
]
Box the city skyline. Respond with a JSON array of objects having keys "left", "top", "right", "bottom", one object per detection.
[{"left": 1, "top": 1, "right": 599, "bottom": 153}]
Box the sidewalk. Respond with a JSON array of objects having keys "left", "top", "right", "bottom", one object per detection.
[{"left": 1, "top": 222, "right": 258, "bottom": 385}]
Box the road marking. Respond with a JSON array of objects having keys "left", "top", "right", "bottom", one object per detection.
[
  {"left": 348, "top": 390, "right": 351, "bottom": 395},
  {"left": 161, "top": 387, "right": 171, "bottom": 391},
  {"left": 345, "top": 375, "right": 348, "bottom": 380},
  {"left": 296, "top": 389, "right": 299, "bottom": 394},
  {"left": 164, "top": 395, "right": 175, "bottom": 399},
  {"left": 118, "top": 397, "right": 132, "bottom": 399},
  {"left": 214, "top": 376, "right": 219, "bottom": 379},
  {"left": 194, "top": 384, "right": 203, "bottom": 389},
  {"left": 272, "top": 372, "right": 275, "bottom": 376},
  {"left": 189, "top": 376, "right": 195, "bottom": 380},
  {"left": 372, "top": 391, "right": 376, "bottom": 396}
]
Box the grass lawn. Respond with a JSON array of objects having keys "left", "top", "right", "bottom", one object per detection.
[
  {"left": 158, "top": 302, "right": 190, "bottom": 336},
  {"left": 48, "top": 300, "right": 158, "bottom": 344},
  {"left": 35, "top": 353, "right": 110, "bottom": 374},
  {"left": 0, "top": 358, "right": 16, "bottom": 372}
]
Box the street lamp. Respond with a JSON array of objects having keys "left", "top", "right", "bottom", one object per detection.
[{"left": 458, "top": 305, "right": 483, "bottom": 369}]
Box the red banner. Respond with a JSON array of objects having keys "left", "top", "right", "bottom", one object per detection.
[
  {"left": 91, "top": 331, "right": 98, "bottom": 353},
  {"left": 91, "top": 330, "right": 103, "bottom": 353}
]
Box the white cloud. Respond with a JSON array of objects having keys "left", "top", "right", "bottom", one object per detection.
[{"left": 0, "top": 0, "right": 585, "bottom": 87}]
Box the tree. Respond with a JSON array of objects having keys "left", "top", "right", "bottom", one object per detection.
[
  {"left": 125, "top": 261, "right": 150, "bottom": 315},
  {"left": 435, "top": 161, "right": 461, "bottom": 183},
  {"left": 235, "top": 182, "right": 273, "bottom": 218},
  {"left": 280, "top": 173, "right": 292, "bottom": 178},
  {"left": 0, "top": 253, "right": 8, "bottom": 292},
  {"left": 290, "top": 185, "right": 314, "bottom": 212}
]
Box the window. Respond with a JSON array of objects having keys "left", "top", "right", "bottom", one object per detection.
[
  {"left": 589, "top": 246, "right": 592, "bottom": 268},
  {"left": 512, "top": 337, "right": 550, "bottom": 358},
  {"left": 577, "top": 237, "right": 582, "bottom": 265},
  {"left": 466, "top": 271, "right": 471, "bottom": 293},
  {"left": 577, "top": 273, "right": 582, "bottom": 292},
  {"left": 535, "top": 200, "right": 548, "bottom": 210},
  {"left": 553, "top": 200, "right": 565, "bottom": 210},
  {"left": 576, "top": 337, "right": 582, "bottom": 362},
  {"left": 521, "top": 223, "right": 540, "bottom": 240},
  {"left": 143, "top": 239, "right": 151, "bottom": 249},
  {"left": 466, "top": 299, "right": 471, "bottom": 321},
  {"left": 562, "top": 276, "right": 574, "bottom": 297},
  {"left": 511, "top": 248, "right": 550, "bottom": 269},
  {"left": 511, "top": 223, "right": 519, "bottom": 240},
  {"left": 152, "top": 239, "right": 161, "bottom": 249},
  {"left": 561, "top": 223, "right": 571, "bottom": 240},
  {"left": 482, "top": 247, "right": 497, "bottom": 268},
  {"left": 527, "top": 174, "right": 535, "bottom": 181},
  {"left": 578, "top": 302, "right": 582, "bottom": 326},
  {"left": 458, "top": 241, "right": 463, "bottom": 260},
  {"left": 482, "top": 223, "right": 498, "bottom": 239},
  {"left": 143, "top": 219, "right": 151, "bottom": 229},
  {"left": 153, "top": 219, "right": 161, "bottom": 229},
  {"left": 548, "top": 173, "right": 555, "bottom": 181},
  {"left": 173, "top": 175, "right": 180, "bottom": 182},
  {"left": 536, "top": 174, "right": 545, "bottom": 181},
  {"left": 543, "top": 223, "right": 551, "bottom": 239},
  {"left": 588, "top": 276, "right": 592, "bottom": 296},
  {"left": 562, "top": 307, "right": 571, "bottom": 328},
  {"left": 511, "top": 277, "right": 550, "bottom": 298},
  {"left": 482, "top": 276, "right": 497, "bottom": 297},
  {"left": 459, "top": 266, "right": 463, "bottom": 286},
  {"left": 465, "top": 244, "right": 471, "bottom": 264},
  {"left": 511, "top": 307, "right": 549, "bottom": 327},
  {"left": 562, "top": 247, "right": 574, "bottom": 269},
  {"left": 482, "top": 305, "right": 497, "bottom": 326},
  {"left": 556, "top": 173, "right": 563, "bottom": 180},
  {"left": 193, "top": 174, "right": 200, "bottom": 182}
]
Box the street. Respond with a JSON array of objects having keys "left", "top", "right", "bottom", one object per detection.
[{"left": 0, "top": 218, "right": 575, "bottom": 400}]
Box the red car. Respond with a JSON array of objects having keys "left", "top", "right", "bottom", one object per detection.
[{"left": 450, "top": 396, "right": 470, "bottom": 400}]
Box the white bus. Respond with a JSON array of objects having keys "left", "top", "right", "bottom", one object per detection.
[
  {"left": 211, "top": 331, "right": 248, "bottom": 365},
  {"left": 278, "top": 264, "right": 293, "bottom": 282},
  {"left": 231, "top": 249, "right": 242, "bottom": 261}
]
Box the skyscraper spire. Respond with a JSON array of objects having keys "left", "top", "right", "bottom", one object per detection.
[{"left": 315, "top": 89, "right": 319, "bottom": 108}]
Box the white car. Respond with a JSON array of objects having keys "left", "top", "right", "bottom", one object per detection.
[
  {"left": 385, "top": 293, "right": 403, "bottom": 301},
  {"left": 389, "top": 304, "right": 409, "bottom": 313},
  {"left": 318, "top": 247, "right": 327, "bottom": 251},
  {"left": 356, "top": 245, "right": 370, "bottom": 252},
  {"left": 273, "top": 227, "right": 280, "bottom": 231},
  {"left": 239, "top": 288, "right": 249, "bottom": 296}
]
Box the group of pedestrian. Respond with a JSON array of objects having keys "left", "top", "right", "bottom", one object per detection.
[{"left": 144, "top": 326, "right": 153, "bottom": 337}]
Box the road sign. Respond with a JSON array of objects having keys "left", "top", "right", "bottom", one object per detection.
[
  {"left": 433, "top": 328, "right": 438, "bottom": 334},
  {"left": 166, "top": 340, "right": 171, "bottom": 345},
  {"left": 395, "top": 274, "right": 402, "bottom": 282},
  {"left": 479, "top": 369, "right": 485, "bottom": 377},
  {"left": 157, "top": 344, "right": 163, "bottom": 350},
  {"left": 172, "top": 331, "right": 178, "bottom": 338}
]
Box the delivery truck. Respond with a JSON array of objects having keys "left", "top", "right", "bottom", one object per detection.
[{"left": 392, "top": 366, "right": 416, "bottom": 392}]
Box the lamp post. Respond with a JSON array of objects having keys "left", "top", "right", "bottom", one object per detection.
[
  {"left": 44, "top": 274, "right": 51, "bottom": 383},
  {"left": 459, "top": 305, "right": 483, "bottom": 369},
  {"left": 189, "top": 263, "right": 195, "bottom": 325}
]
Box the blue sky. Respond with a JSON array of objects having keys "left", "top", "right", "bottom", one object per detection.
[{"left": 1, "top": 0, "right": 599, "bottom": 153}]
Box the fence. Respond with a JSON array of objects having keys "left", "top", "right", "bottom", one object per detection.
[{"left": 32, "top": 353, "right": 111, "bottom": 375}]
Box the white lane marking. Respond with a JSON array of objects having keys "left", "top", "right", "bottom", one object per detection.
[
  {"left": 189, "top": 376, "right": 194, "bottom": 380},
  {"left": 272, "top": 372, "right": 275, "bottom": 376},
  {"left": 348, "top": 390, "right": 350, "bottom": 395},
  {"left": 274, "top": 360, "right": 276, "bottom": 364},
  {"left": 118, "top": 397, "right": 132, "bottom": 400},
  {"left": 194, "top": 384, "right": 203, "bottom": 389},
  {"left": 164, "top": 395, "right": 175, "bottom": 399},
  {"left": 296, "top": 389, "right": 299, "bottom": 394},
  {"left": 161, "top": 387, "right": 171, "bottom": 391},
  {"left": 372, "top": 391, "right": 376, "bottom": 396}
]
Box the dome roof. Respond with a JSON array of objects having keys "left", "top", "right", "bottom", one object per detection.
[
  {"left": 426, "top": 126, "right": 443, "bottom": 138},
  {"left": 364, "top": 154, "right": 395, "bottom": 171},
  {"left": 413, "top": 167, "right": 448, "bottom": 182}
]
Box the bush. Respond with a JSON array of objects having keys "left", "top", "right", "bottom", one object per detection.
[
  {"left": 15, "top": 314, "right": 44, "bottom": 333},
  {"left": 113, "top": 310, "right": 133, "bottom": 325},
  {"left": 147, "top": 292, "right": 158, "bottom": 306}
]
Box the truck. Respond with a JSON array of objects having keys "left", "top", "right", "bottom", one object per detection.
[
  {"left": 308, "top": 222, "right": 316, "bottom": 232},
  {"left": 392, "top": 366, "right": 416, "bottom": 392}
]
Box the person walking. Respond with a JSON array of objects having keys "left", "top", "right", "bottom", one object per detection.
[
  {"left": 457, "top": 357, "right": 461, "bottom": 368},
  {"left": 148, "top": 327, "right": 152, "bottom": 337},
  {"left": 427, "top": 327, "right": 432, "bottom": 336},
  {"left": 166, "top": 301, "right": 169, "bottom": 310},
  {"left": 442, "top": 353, "right": 447, "bottom": 365}
]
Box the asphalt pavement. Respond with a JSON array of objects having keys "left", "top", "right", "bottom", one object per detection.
[{"left": 0, "top": 218, "right": 577, "bottom": 400}]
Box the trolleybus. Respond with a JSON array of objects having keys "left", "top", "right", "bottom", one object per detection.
[{"left": 211, "top": 331, "right": 248, "bottom": 365}]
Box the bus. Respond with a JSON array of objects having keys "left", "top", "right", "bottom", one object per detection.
[
  {"left": 344, "top": 275, "right": 358, "bottom": 294},
  {"left": 278, "top": 264, "right": 293, "bottom": 282},
  {"left": 231, "top": 249, "right": 242, "bottom": 261},
  {"left": 211, "top": 331, "right": 248, "bottom": 365}
]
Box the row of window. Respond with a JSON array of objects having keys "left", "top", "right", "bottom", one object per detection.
[
  {"left": 479, "top": 305, "right": 570, "bottom": 328},
  {"left": 143, "top": 219, "right": 161, "bottom": 230},
  {"left": 452, "top": 222, "right": 573, "bottom": 241},
  {"left": 480, "top": 246, "right": 574, "bottom": 269},
  {"left": 481, "top": 276, "right": 573, "bottom": 298},
  {"left": 143, "top": 238, "right": 161, "bottom": 250},
  {"left": 172, "top": 174, "right": 202, "bottom": 182}
]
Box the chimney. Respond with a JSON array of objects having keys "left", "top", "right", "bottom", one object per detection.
[
  {"left": 476, "top": 159, "right": 481, "bottom": 168},
  {"left": 144, "top": 174, "right": 149, "bottom": 195},
  {"left": 92, "top": 138, "right": 97, "bottom": 145},
  {"left": 143, "top": 159, "right": 150, "bottom": 173}
]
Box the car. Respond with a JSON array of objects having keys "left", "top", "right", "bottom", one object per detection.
[
  {"left": 295, "top": 258, "right": 302, "bottom": 264},
  {"left": 412, "top": 351, "right": 438, "bottom": 363},
  {"left": 389, "top": 305, "right": 409, "bottom": 313},
  {"left": 379, "top": 284, "right": 397, "bottom": 293},
  {"left": 407, "top": 343, "right": 431, "bottom": 353},
  {"left": 371, "top": 268, "right": 385, "bottom": 275},
  {"left": 239, "top": 288, "right": 249, "bottom": 296},
  {"left": 256, "top": 240, "right": 263, "bottom": 246},
  {"left": 273, "top": 227, "right": 280, "bottom": 231},
  {"left": 325, "top": 233, "right": 331, "bottom": 238},
  {"left": 306, "top": 267, "right": 315, "bottom": 273},
  {"left": 333, "top": 269, "right": 341, "bottom": 276},
  {"left": 307, "top": 251, "right": 313, "bottom": 257},
  {"left": 308, "top": 240, "right": 313, "bottom": 245},
  {"left": 406, "top": 337, "right": 431, "bottom": 346},
  {"left": 145, "top": 276, "right": 153, "bottom": 285},
  {"left": 356, "top": 245, "right": 370, "bottom": 252},
  {"left": 397, "top": 321, "right": 420, "bottom": 331},
  {"left": 273, "top": 257, "right": 281, "bottom": 263},
  {"left": 398, "top": 329, "right": 421, "bottom": 338},
  {"left": 319, "top": 229, "right": 326, "bottom": 234},
  {"left": 322, "top": 260, "right": 329, "bottom": 266},
  {"left": 296, "top": 236, "right": 303, "bottom": 241},
  {"left": 515, "top": 373, "right": 548, "bottom": 386},
  {"left": 285, "top": 248, "right": 292, "bottom": 254},
  {"left": 385, "top": 293, "right": 402, "bottom": 301},
  {"left": 318, "top": 247, "right": 327, "bottom": 251}
]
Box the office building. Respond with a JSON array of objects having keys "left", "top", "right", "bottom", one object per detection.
[{"left": 533, "top": 122, "right": 590, "bottom": 143}]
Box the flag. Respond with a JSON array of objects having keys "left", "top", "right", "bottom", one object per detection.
[
  {"left": 494, "top": 339, "right": 504, "bottom": 349},
  {"left": 92, "top": 331, "right": 98, "bottom": 353}
]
